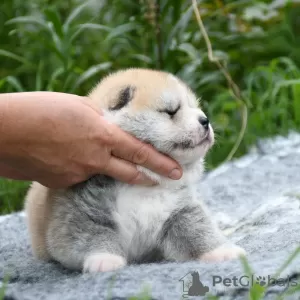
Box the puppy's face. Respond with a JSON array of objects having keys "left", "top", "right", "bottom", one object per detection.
[{"left": 89, "top": 68, "right": 214, "bottom": 165}]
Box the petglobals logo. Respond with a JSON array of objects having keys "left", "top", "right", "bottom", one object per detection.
[{"left": 212, "top": 275, "right": 298, "bottom": 288}]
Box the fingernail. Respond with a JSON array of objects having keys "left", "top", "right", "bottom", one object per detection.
[
  {"left": 134, "top": 173, "right": 157, "bottom": 186},
  {"left": 169, "top": 168, "right": 182, "bottom": 180}
]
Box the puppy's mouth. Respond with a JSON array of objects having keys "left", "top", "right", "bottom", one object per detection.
[{"left": 173, "top": 132, "right": 211, "bottom": 150}]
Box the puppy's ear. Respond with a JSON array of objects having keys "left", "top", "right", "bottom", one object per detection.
[{"left": 110, "top": 85, "right": 136, "bottom": 110}]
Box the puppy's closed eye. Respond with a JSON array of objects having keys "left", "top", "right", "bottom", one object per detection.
[{"left": 159, "top": 105, "right": 180, "bottom": 119}]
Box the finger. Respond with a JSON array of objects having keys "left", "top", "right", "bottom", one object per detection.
[
  {"left": 109, "top": 125, "right": 182, "bottom": 180},
  {"left": 102, "top": 156, "right": 156, "bottom": 186}
]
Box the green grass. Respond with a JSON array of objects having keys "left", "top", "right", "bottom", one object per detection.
[
  {"left": 0, "top": 179, "right": 30, "bottom": 215},
  {"left": 0, "top": 274, "right": 10, "bottom": 300},
  {"left": 127, "top": 286, "right": 152, "bottom": 300}
]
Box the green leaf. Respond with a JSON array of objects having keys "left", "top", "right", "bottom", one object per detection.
[
  {"left": 0, "top": 274, "right": 10, "bottom": 300},
  {"left": 4, "top": 76, "right": 25, "bottom": 92},
  {"left": 76, "top": 23, "right": 110, "bottom": 31},
  {"left": 206, "top": 295, "right": 220, "bottom": 300},
  {"left": 273, "top": 246, "right": 300, "bottom": 279},
  {"left": 44, "top": 8, "right": 64, "bottom": 38},
  {"left": 47, "top": 22, "right": 64, "bottom": 56},
  {"left": 5, "top": 16, "right": 48, "bottom": 29},
  {"left": 178, "top": 43, "right": 200, "bottom": 60},
  {"left": 105, "top": 23, "right": 136, "bottom": 42},
  {"left": 240, "top": 255, "right": 253, "bottom": 277},
  {"left": 292, "top": 83, "right": 300, "bottom": 124},
  {"left": 243, "top": 3, "right": 279, "bottom": 22},
  {"left": 72, "top": 62, "right": 112, "bottom": 92},
  {"left": 63, "top": 2, "right": 89, "bottom": 32},
  {"left": 130, "top": 54, "right": 152, "bottom": 64},
  {"left": 46, "top": 67, "right": 64, "bottom": 91},
  {"left": 71, "top": 23, "right": 111, "bottom": 42},
  {"left": 164, "top": 5, "right": 193, "bottom": 57},
  {"left": 35, "top": 61, "right": 44, "bottom": 91},
  {"left": 223, "top": 101, "right": 239, "bottom": 112},
  {"left": 0, "top": 79, "right": 5, "bottom": 90},
  {"left": 62, "top": 73, "right": 77, "bottom": 92},
  {"left": 213, "top": 50, "right": 229, "bottom": 62},
  {"left": 43, "top": 40, "right": 66, "bottom": 64},
  {"left": 106, "top": 273, "right": 117, "bottom": 300},
  {"left": 280, "top": 283, "right": 300, "bottom": 297},
  {"left": 127, "top": 285, "right": 152, "bottom": 300},
  {"left": 270, "top": 57, "right": 299, "bottom": 74},
  {"left": 239, "top": 256, "right": 267, "bottom": 300},
  {"left": 0, "top": 49, "right": 31, "bottom": 65},
  {"left": 198, "top": 71, "right": 223, "bottom": 86},
  {"left": 272, "top": 79, "right": 300, "bottom": 98},
  {"left": 249, "top": 283, "right": 266, "bottom": 300}
]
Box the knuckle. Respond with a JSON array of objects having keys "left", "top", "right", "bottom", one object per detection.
[
  {"left": 99, "top": 123, "right": 115, "bottom": 147},
  {"left": 100, "top": 155, "right": 112, "bottom": 173},
  {"left": 132, "top": 144, "right": 150, "bottom": 165},
  {"left": 83, "top": 159, "right": 99, "bottom": 173},
  {"left": 83, "top": 151, "right": 110, "bottom": 174},
  {"left": 127, "top": 170, "right": 142, "bottom": 185},
  {"left": 68, "top": 173, "right": 87, "bottom": 186}
]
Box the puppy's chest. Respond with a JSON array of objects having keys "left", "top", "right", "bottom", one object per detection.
[{"left": 114, "top": 185, "right": 188, "bottom": 234}]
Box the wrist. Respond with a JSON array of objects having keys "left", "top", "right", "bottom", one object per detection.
[
  {"left": 0, "top": 96, "right": 12, "bottom": 161},
  {"left": 0, "top": 93, "right": 43, "bottom": 162}
]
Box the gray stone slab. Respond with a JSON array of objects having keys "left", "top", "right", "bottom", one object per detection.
[{"left": 1, "top": 132, "right": 300, "bottom": 300}]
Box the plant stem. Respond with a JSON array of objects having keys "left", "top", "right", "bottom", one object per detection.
[
  {"left": 155, "top": 0, "right": 163, "bottom": 69},
  {"left": 192, "top": 0, "right": 249, "bottom": 162}
]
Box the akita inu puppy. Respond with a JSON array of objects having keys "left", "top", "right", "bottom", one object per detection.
[{"left": 25, "top": 68, "right": 246, "bottom": 273}]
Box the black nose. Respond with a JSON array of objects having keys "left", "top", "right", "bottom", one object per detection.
[{"left": 199, "top": 117, "right": 209, "bottom": 130}]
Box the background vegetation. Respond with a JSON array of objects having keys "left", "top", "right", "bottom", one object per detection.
[{"left": 0, "top": 0, "right": 300, "bottom": 214}]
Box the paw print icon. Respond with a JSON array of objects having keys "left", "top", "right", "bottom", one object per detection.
[{"left": 256, "top": 276, "right": 267, "bottom": 286}]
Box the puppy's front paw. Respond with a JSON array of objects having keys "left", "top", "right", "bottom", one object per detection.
[
  {"left": 83, "top": 253, "right": 126, "bottom": 273},
  {"left": 199, "top": 245, "right": 246, "bottom": 262}
]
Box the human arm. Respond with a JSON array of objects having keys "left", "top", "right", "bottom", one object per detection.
[{"left": 0, "top": 92, "right": 182, "bottom": 188}]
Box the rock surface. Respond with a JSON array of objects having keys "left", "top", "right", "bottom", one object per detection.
[{"left": 1, "top": 132, "right": 300, "bottom": 300}]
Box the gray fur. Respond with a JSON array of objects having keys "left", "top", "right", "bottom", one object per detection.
[
  {"left": 46, "top": 175, "right": 124, "bottom": 270},
  {"left": 159, "top": 204, "right": 226, "bottom": 261},
  {"left": 47, "top": 178, "right": 227, "bottom": 269}
]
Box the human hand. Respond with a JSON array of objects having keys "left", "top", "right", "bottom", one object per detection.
[{"left": 0, "top": 92, "right": 182, "bottom": 188}]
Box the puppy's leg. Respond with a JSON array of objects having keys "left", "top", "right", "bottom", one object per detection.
[
  {"left": 47, "top": 211, "right": 126, "bottom": 273},
  {"left": 24, "top": 182, "right": 53, "bottom": 260},
  {"left": 160, "top": 204, "right": 246, "bottom": 263}
]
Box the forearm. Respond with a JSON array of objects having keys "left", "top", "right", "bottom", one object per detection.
[
  {"left": 0, "top": 92, "right": 48, "bottom": 161},
  {"left": 0, "top": 92, "right": 81, "bottom": 159},
  {"left": 0, "top": 93, "right": 48, "bottom": 178},
  {"left": 0, "top": 92, "right": 80, "bottom": 179},
  {"left": 0, "top": 92, "right": 105, "bottom": 186},
  {"left": 0, "top": 161, "right": 31, "bottom": 180}
]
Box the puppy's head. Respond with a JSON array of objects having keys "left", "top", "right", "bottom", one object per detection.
[{"left": 89, "top": 68, "right": 214, "bottom": 166}]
